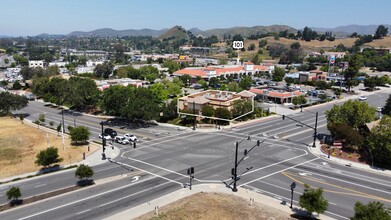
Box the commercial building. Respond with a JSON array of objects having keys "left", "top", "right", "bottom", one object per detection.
[
  {"left": 249, "top": 88, "right": 305, "bottom": 104},
  {"left": 178, "top": 90, "right": 255, "bottom": 113},
  {"left": 29, "top": 60, "right": 44, "bottom": 68},
  {"left": 173, "top": 62, "right": 273, "bottom": 80}
]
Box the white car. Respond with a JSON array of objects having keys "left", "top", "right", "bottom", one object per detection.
[
  {"left": 358, "top": 96, "right": 367, "bottom": 101},
  {"left": 124, "top": 134, "right": 138, "bottom": 142},
  {"left": 114, "top": 136, "right": 130, "bottom": 145},
  {"left": 99, "top": 134, "right": 112, "bottom": 140},
  {"left": 377, "top": 107, "right": 382, "bottom": 112},
  {"left": 273, "top": 135, "right": 279, "bottom": 139}
]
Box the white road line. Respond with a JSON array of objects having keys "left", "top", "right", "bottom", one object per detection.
[
  {"left": 76, "top": 209, "right": 91, "bottom": 215},
  {"left": 121, "top": 132, "right": 200, "bottom": 156},
  {"left": 123, "top": 157, "right": 187, "bottom": 178},
  {"left": 239, "top": 158, "right": 319, "bottom": 186},
  {"left": 18, "top": 177, "right": 159, "bottom": 220},
  {"left": 34, "top": 184, "right": 47, "bottom": 188},
  {"left": 242, "top": 151, "right": 308, "bottom": 176},
  {"left": 291, "top": 167, "right": 391, "bottom": 195},
  {"left": 113, "top": 160, "right": 183, "bottom": 185},
  {"left": 97, "top": 181, "right": 171, "bottom": 208},
  {"left": 245, "top": 185, "right": 348, "bottom": 220},
  {"left": 283, "top": 124, "right": 327, "bottom": 139}
]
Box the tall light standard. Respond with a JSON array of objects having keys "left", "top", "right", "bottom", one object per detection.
[
  {"left": 232, "top": 141, "right": 239, "bottom": 192},
  {"left": 290, "top": 182, "right": 296, "bottom": 209}
]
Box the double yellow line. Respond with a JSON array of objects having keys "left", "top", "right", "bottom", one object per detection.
[{"left": 282, "top": 171, "right": 391, "bottom": 203}]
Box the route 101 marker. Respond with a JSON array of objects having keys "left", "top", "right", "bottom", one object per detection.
[{"left": 233, "top": 41, "right": 244, "bottom": 49}]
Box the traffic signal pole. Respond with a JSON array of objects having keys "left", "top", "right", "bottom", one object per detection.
[
  {"left": 312, "top": 112, "right": 318, "bottom": 148},
  {"left": 232, "top": 141, "right": 239, "bottom": 192},
  {"left": 282, "top": 112, "right": 318, "bottom": 147}
]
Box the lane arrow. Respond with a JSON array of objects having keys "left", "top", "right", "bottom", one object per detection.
[{"left": 132, "top": 176, "right": 140, "bottom": 182}]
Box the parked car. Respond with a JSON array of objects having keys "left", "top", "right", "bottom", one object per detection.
[
  {"left": 124, "top": 133, "right": 138, "bottom": 142},
  {"left": 358, "top": 96, "right": 367, "bottom": 101},
  {"left": 377, "top": 107, "right": 382, "bottom": 112},
  {"left": 104, "top": 128, "right": 117, "bottom": 137},
  {"left": 99, "top": 134, "right": 112, "bottom": 140},
  {"left": 114, "top": 136, "right": 130, "bottom": 145}
]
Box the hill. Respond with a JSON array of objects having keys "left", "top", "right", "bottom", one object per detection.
[
  {"left": 312, "top": 24, "right": 391, "bottom": 37},
  {"left": 158, "top": 25, "right": 191, "bottom": 41},
  {"left": 68, "top": 28, "right": 167, "bottom": 37},
  {"left": 199, "top": 25, "right": 297, "bottom": 38}
]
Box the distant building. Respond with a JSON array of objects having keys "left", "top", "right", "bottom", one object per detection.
[
  {"left": 29, "top": 60, "right": 44, "bottom": 68},
  {"left": 95, "top": 78, "right": 144, "bottom": 91},
  {"left": 49, "top": 61, "right": 69, "bottom": 67},
  {"left": 173, "top": 62, "right": 272, "bottom": 80},
  {"left": 323, "top": 52, "right": 346, "bottom": 59},
  {"left": 249, "top": 88, "right": 305, "bottom": 104},
  {"left": 60, "top": 49, "right": 108, "bottom": 58}
]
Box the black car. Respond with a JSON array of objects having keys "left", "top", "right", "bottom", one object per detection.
[{"left": 104, "top": 128, "right": 117, "bottom": 138}]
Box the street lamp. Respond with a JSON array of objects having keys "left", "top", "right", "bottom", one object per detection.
[
  {"left": 232, "top": 141, "right": 239, "bottom": 192},
  {"left": 290, "top": 182, "right": 296, "bottom": 209},
  {"left": 100, "top": 121, "right": 106, "bottom": 160}
]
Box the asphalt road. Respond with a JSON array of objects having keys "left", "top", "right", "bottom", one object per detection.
[{"left": 1, "top": 91, "right": 390, "bottom": 219}]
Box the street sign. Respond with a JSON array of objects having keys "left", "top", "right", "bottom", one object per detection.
[
  {"left": 330, "top": 55, "right": 336, "bottom": 64},
  {"left": 233, "top": 41, "right": 244, "bottom": 49}
]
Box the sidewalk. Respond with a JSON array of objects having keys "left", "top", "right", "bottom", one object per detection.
[
  {"left": 106, "top": 183, "right": 334, "bottom": 220},
  {"left": 309, "top": 140, "right": 391, "bottom": 176}
]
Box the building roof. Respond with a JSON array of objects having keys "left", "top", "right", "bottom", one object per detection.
[
  {"left": 187, "top": 96, "right": 211, "bottom": 105},
  {"left": 365, "top": 120, "right": 380, "bottom": 131},
  {"left": 238, "top": 90, "right": 256, "bottom": 98},
  {"left": 175, "top": 68, "right": 207, "bottom": 77},
  {"left": 174, "top": 64, "right": 271, "bottom": 78},
  {"left": 249, "top": 88, "right": 303, "bottom": 98},
  {"left": 310, "top": 70, "right": 324, "bottom": 74}
]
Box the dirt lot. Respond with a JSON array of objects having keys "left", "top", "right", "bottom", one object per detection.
[
  {"left": 136, "top": 192, "right": 296, "bottom": 220},
  {"left": 0, "top": 117, "right": 98, "bottom": 179}
]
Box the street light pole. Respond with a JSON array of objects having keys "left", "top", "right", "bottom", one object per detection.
[
  {"left": 312, "top": 112, "right": 318, "bottom": 148},
  {"left": 290, "top": 182, "right": 296, "bottom": 209},
  {"left": 232, "top": 141, "right": 239, "bottom": 192},
  {"left": 192, "top": 101, "right": 196, "bottom": 130},
  {"left": 100, "top": 121, "right": 106, "bottom": 160}
]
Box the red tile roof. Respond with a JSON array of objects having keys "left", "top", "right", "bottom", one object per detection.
[{"left": 175, "top": 69, "right": 207, "bottom": 77}]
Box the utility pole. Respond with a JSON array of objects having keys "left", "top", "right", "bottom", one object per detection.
[
  {"left": 61, "top": 109, "right": 65, "bottom": 150},
  {"left": 232, "top": 141, "right": 239, "bottom": 192},
  {"left": 192, "top": 101, "right": 196, "bottom": 130}
]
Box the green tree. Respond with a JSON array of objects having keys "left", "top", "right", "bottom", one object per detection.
[
  {"left": 325, "top": 100, "right": 376, "bottom": 130},
  {"left": 351, "top": 201, "right": 391, "bottom": 220},
  {"left": 374, "top": 25, "right": 389, "bottom": 39},
  {"left": 272, "top": 66, "right": 285, "bottom": 82},
  {"left": 285, "top": 77, "right": 295, "bottom": 86},
  {"left": 344, "top": 54, "right": 364, "bottom": 92},
  {"left": 162, "top": 60, "right": 180, "bottom": 74},
  {"left": 366, "top": 116, "right": 391, "bottom": 168},
  {"left": 75, "top": 164, "right": 94, "bottom": 180},
  {"left": 227, "top": 82, "right": 241, "bottom": 92},
  {"left": 201, "top": 105, "right": 214, "bottom": 118},
  {"left": 57, "top": 124, "right": 62, "bottom": 136},
  {"left": 251, "top": 53, "right": 261, "bottom": 65},
  {"left": 299, "top": 187, "right": 328, "bottom": 216},
  {"left": 12, "top": 81, "right": 22, "bottom": 90},
  {"left": 6, "top": 186, "right": 21, "bottom": 204},
  {"left": 100, "top": 85, "right": 134, "bottom": 116},
  {"left": 329, "top": 123, "right": 364, "bottom": 147},
  {"left": 94, "top": 62, "right": 113, "bottom": 79},
  {"left": 149, "top": 83, "right": 168, "bottom": 102},
  {"left": 292, "top": 95, "right": 307, "bottom": 107},
  {"left": 364, "top": 77, "right": 378, "bottom": 91},
  {"left": 38, "top": 114, "right": 45, "bottom": 124},
  {"left": 49, "top": 121, "right": 54, "bottom": 127},
  {"left": 198, "top": 79, "right": 208, "bottom": 90},
  {"left": 259, "top": 39, "right": 267, "bottom": 48},
  {"left": 180, "top": 74, "right": 192, "bottom": 86},
  {"left": 318, "top": 93, "right": 328, "bottom": 101},
  {"left": 166, "top": 82, "right": 182, "bottom": 96},
  {"left": 70, "top": 126, "right": 90, "bottom": 144},
  {"left": 209, "top": 77, "right": 220, "bottom": 88},
  {"left": 239, "top": 76, "right": 253, "bottom": 90},
  {"left": 0, "top": 92, "right": 28, "bottom": 116},
  {"left": 334, "top": 88, "right": 342, "bottom": 98},
  {"left": 382, "top": 94, "right": 391, "bottom": 116},
  {"left": 35, "top": 147, "right": 63, "bottom": 168},
  {"left": 231, "top": 99, "right": 252, "bottom": 119}
]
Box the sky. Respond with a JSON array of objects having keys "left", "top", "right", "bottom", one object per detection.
[{"left": 1, "top": 0, "right": 391, "bottom": 36}]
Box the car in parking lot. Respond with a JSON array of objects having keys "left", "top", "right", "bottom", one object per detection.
[
  {"left": 377, "top": 107, "right": 382, "bottom": 112},
  {"left": 124, "top": 133, "right": 138, "bottom": 142},
  {"left": 358, "top": 96, "right": 367, "bottom": 101},
  {"left": 114, "top": 136, "right": 130, "bottom": 145},
  {"left": 99, "top": 134, "right": 112, "bottom": 140}
]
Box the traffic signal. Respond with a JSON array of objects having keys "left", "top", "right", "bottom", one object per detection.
[
  {"left": 244, "top": 149, "right": 248, "bottom": 156},
  {"left": 282, "top": 115, "right": 285, "bottom": 120},
  {"left": 187, "top": 168, "right": 191, "bottom": 175},
  {"left": 257, "top": 140, "right": 260, "bottom": 146},
  {"left": 190, "top": 167, "right": 194, "bottom": 174}
]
